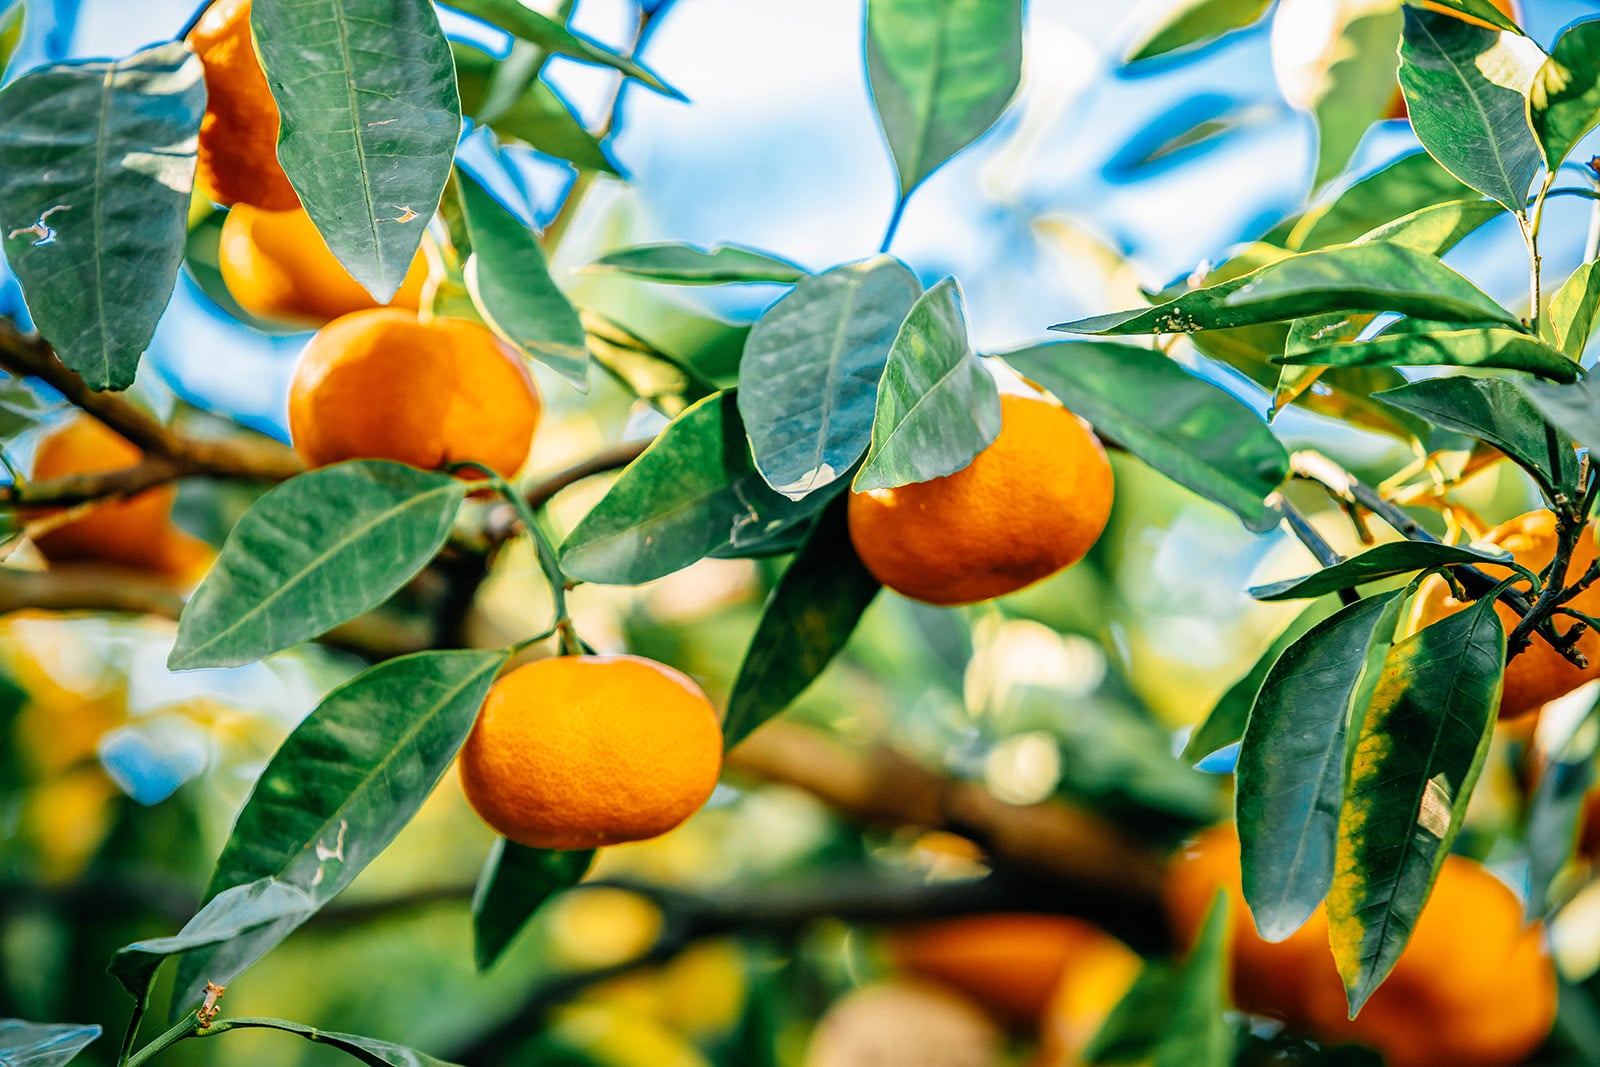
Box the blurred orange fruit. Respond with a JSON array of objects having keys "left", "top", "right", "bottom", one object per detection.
[
  {"left": 1408, "top": 510, "right": 1600, "bottom": 719},
  {"left": 187, "top": 0, "right": 299, "bottom": 210},
  {"left": 847, "top": 394, "right": 1112, "bottom": 605},
  {"left": 804, "top": 980, "right": 1003, "bottom": 1067},
  {"left": 1033, "top": 930, "right": 1142, "bottom": 1067},
  {"left": 219, "top": 204, "right": 428, "bottom": 328},
  {"left": 287, "top": 308, "right": 540, "bottom": 477},
  {"left": 459, "top": 655, "right": 722, "bottom": 850},
  {"left": 1164, "top": 825, "right": 1556, "bottom": 1067},
  {"left": 31, "top": 417, "right": 212, "bottom": 581}
]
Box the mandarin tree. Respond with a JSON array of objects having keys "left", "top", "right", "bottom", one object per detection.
[{"left": 2, "top": 1, "right": 1600, "bottom": 1066}]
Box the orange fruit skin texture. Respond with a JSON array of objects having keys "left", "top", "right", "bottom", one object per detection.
[
  {"left": 888, "top": 914, "right": 1120, "bottom": 1025},
  {"left": 458, "top": 655, "right": 724, "bottom": 851},
  {"left": 288, "top": 309, "right": 541, "bottom": 478},
  {"left": 1164, "top": 826, "right": 1557, "bottom": 1067},
  {"left": 187, "top": 0, "right": 300, "bottom": 211},
  {"left": 1409, "top": 510, "right": 1600, "bottom": 720},
  {"left": 31, "top": 417, "right": 211, "bottom": 580},
  {"left": 1033, "top": 930, "right": 1142, "bottom": 1067},
  {"left": 847, "top": 394, "right": 1113, "bottom": 606},
  {"left": 219, "top": 204, "right": 428, "bottom": 328}
]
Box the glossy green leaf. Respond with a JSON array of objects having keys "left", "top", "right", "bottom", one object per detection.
[
  {"left": 1124, "top": 0, "right": 1271, "bottom": 62},
  {"left": 591, "top": 243, "right": 808, "bottom": 286},
  {"left": 1551, "top": 261, "right": 1600, "bottom": 360},
  {"left": 854, "top": 279, "right": 1000, "bottom": 492},
  {"left": 109, "top": 878, "right": 315, "bottom": 1004},
  {"left": 1183, "top": 599, "right": 1341, "bottom": 764},
  {"left": 1302, "top": 366, "right": 1434, "bottom": 444},
  {"left": 1004, "top": 342, "right": 1289, "bottom": 532},
  {"left": 1288, "top": 152, "right": 1473, "bottom": 251},
  {"left": 561, "top": 393, "right": 826, "bottom": 585},
  {"left": 473, "top": 841, "right": 593, "bottom": 971},
  {"left": 444, "top": 0, "right": 680, "bottom": 98},
  {"left": 724, "top": 500, "right": 880, "bottom": 749},
  {"left": 253, "top": 0, "right": 460, "bottom": 302},
  {"left": 169, "top": 462, "right": 466, "bottom": 670},
  {"left": 1249, "top": 542, "right": 1513, "bottom": 602},
  {"left": 1374, "top": 375, "right": 1580, "bottom": 492},
  {"left": 1403, "top": 0, "right": 1522, "bottom": 34},
  {"left": 740, "top": 257, "right": 920, "bottom": 498},
  {"left": 1238, "top": 593, "right": 1403, "bottom": 940},
  {"left": 1312, "top": 6, "right": 1405, "bottom": 188},
  {"left": 1057, "top": 244, "right": 1519, "bottom": 337},
  {"left": 1328, "top": 594, "right": 1504, "bottom": 1013},
  {"left": 866, "top": 0, "right": 1023, "bottom": 195},
  {"left": 456, "top": 169, "right": 589, "bottom": 389},
  {"left": 1281, "top": 326, "right": 1577, "bottom": 381},
  {"left": 1352, "top": 198, "right": 1505, "bottom": 256},
  {"left": 0, "top": 42, "right": 203, "bottom": 391},
  {"left": 1398, "top": 8, "right": 1544, "bottom": 212},
  {"left": 452, "top": 42, "right": 616, "bottom": 175},
  {"left": 1153, "top": 893, "right": 1235, "bottom": 1067},
  {"left": 173, "top": 650, "right": 506, "bottom": 1014},
  {"left": 204, "top": 1018, "right": 462, "bottom": 1067},
  {"left": 1527, "top": 696, "right": 1600, "bottom": 917},
  {"left": 0, "top": 1020, "right": 101, "bottom": 1067},
  {"left": 1531, "top": 20, "right": 1600, "bottom": 169},
  {"left": 1520, "top": 375, "right": 1600, "bottom": 450}
]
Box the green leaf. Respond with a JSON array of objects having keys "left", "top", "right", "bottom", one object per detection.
[
  {"left": 1124, "top": 0, "right": 1271, "bottom": 63},
  {"left": 724, "top": 500, "right": 880, "bottom": 750},
  {"left": 1530, "top": 20, "right": 1600, "bottom": 169},
  {"left": 452, "top": 42, "right": 617, "bottom": 175},
  {"left": 456, "top": 169, "right": 589, "bottom": 389},
  {"left": 169, "top": 462, "right": 466, "bottom": 670},
  {"left": 1551, "top": 261, "right": 1600, "bottom": 360},
  {"left": 853, "top": 278, "right": 1000, "bottom": 492},
  {"left": 560, "top": 393, "right": 826, "bottom": 585},
  {"left": 1351, "top": 198, "right": 1505, "bottom": 256},
  {"left": 109, "top": 878, "right": 315, "bottom": 1005},
  {"left": 1520, "top": 374, "right": 1600, "bottom": 450},
  {"left": 0, "top": 42, "right": 204, "bottom": 391},
  {"left": 1238, "top": 593, "right": 1403, "bottom": 941},
  {"left": 253, "top": 0, "right": 460, "bottom": 302},
  {"left": 473, "top": 841, "right": 593, "bottom": 971},
  {"left": 1183, "top": 599, "right": 1341, "bottom": 764},
  {"left": 173, "top": 649, "right": 506, "bottom": 1014},
  {"left": 1328, "top": 593, "right": 1504, "bottom": 1014},
  {"left": 590, "top": 243, "right": 808, "bottom": 286},
  {"left": 1004, "top": 342, "right": 1289, "bottom": 533},
  {"left": 0, "top": 378, "right": 47, "bottom": 439},
  {"left": 1374, "top": 375, "right": 1580, "bottom": 492},
  {"left": 1402, "top": 0, "right": 1522, "bottom": 34},
  {"left": 1398, "top": 8, "right": 1545, "bottom": 213},
  {"left": 1056, "top": 244, "right": 1519, "bottom": 336},
  {"left": 1153, "top": 892, "right": 1235, "bottom": 1067},
  {"left": 205, "top": 1018, "right": 462, "bottom": 1067},
  {"left": 1083, "top": 960, "right": 1173, "bottom": 1064},
  {"left": 0, "top": 2, "right": 23, "bottom": 81},
  {"left": 1249, "top": 542, "right": 1513, "bottom": 602},
  {"left": 0, "top": 1020, "right": 101, "bottom": 1067},
  {"left": 1287, "top": 152, "right": 1473, "bottom": 251},
  {"left": 865, "top": 0, "right": 1023, "bottom": 195},
  {"left": 740, "top": 257, "right": 920, "bottom": 498},
  {"left": 1312, "top": 6, "right": 1405, "bottom": 188},
  {"left": 1281, "top": 326, "right": 1578, "bottom": 381},
  {"left": 444, "top": 0, "right": 680, "bottom": 98},
  {"left": 1527, "top": 695, "right": 1600, "bottom": 917}
]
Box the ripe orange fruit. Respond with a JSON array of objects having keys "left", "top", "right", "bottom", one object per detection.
[
  {"left": 188, "top": 0, "right": 298, "bottom": 211},
  {"left": 1408, "top": 510, "right": 1600, "bottom": 719},
  {"left": 219, "top": 204, "right": 428, "bottom": 328},
  {"left": 288, "top": 309, "right": 541, "bottom": 477},
  {"left": 458, "top": 655, "right": 723, "bottom": 850},
  {"left": 30, "top": 417, "right": 211, "bottom": 580},
  {"left": 1033, "top": 929, "right": 1142, "bottom": 1067},
  {"left": 887, "top": 914, "right": 1114, "bottom": 1024},
  {"left": 847, "top": 394, "right": 1112, "bottom": 605},
  {"left": 1164, "top": 825, "right": 1556, "bottom": 1067}
]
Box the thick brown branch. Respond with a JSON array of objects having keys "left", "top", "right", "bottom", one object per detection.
[{"left": 0, "top": 563, "right": 187, "bottom": 618}]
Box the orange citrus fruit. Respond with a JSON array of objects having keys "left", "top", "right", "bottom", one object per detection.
[
  {"left": 847, "top": 393, "right": 1112, "bottom": 605},
  {"left": 219, "top": 204, "right": 428, "bottom": 328},
  {"left": 30, "top": 417, "right": 212, "bottom": 580},
  {"left": 458, "top": 655, "right": 723, "bottom": 850},
  {"left": 887, "top": 914, "right": 1114, "bottom": 1024},
  {"left": 1033, "top": 929, "right": 1142, "bottom": 1067},
  {"left": 1408, "top": 509, "right": 1600, "bottom": 719},
  {"left": 187, "top": 0, "right": 299, "bottom": 211},
  {"left": 1164, "top": 825, "right": 1556, "bottom": 1067},
  {"left": 288, "top": 308, "right": 541, "bottom": 477}
]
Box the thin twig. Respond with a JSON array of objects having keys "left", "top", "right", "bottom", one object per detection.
[{"left": 1267, "top": 491, "right": 1358, "bottom": 607}]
